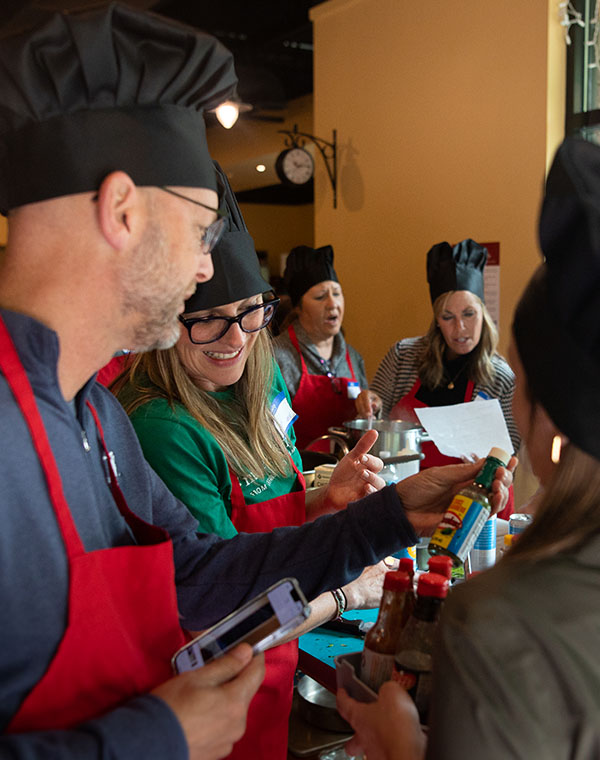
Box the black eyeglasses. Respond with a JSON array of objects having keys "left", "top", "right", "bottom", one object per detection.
[
  {"left": 158, "top": 187, "right": 228, "bottom": 253},
  {"left": 179, "top": 299, "right": 280, "bottom": 344},
  {"left": 91, "top": 186, "right": 228, "bottom": 253}
]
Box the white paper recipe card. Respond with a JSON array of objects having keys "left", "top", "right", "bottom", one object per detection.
[{"left": 415, "top": 398, "right": 513, "bottom": 461}]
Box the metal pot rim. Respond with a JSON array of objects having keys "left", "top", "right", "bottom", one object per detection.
[{"left": 337, "top": 419, "right": 425, "bottom": 433}]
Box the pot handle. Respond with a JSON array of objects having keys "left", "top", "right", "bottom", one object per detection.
[
  {"left": 304, "top": 434, "right": 349, "bottom": 458},
  {"left": 327, "top": 426, "right": 352, "bottom": 442},
  {"left": 380, "top": 452, "right": 424, "bottom": 465}
]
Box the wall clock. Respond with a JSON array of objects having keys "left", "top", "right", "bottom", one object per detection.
[{"left": 275, "top": 147, "right": 315, "bottom": 186}]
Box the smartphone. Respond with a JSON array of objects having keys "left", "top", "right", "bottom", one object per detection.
[{"left": 172, "top": 577, "right": 311, "bottom": 674}]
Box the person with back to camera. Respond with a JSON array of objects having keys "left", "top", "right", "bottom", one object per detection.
[
  {"left": 371, "top": 239, "right": 519, "bottom": 517},
  {"left": 0, "top": 5, "right": 515, "bottom": 758},
  {"left": 113, "top": 164, "right": 389, "bottom": 760},
  {"left": 273, "top": 244, "right": 382, "bottom": 450},
  {"left": 337, "top": 136, "right": 600, "bottom": 760}
]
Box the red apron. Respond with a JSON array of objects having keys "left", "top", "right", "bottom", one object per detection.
[
  {"left": 96, "top": 353, "right": 128, "bottom": 387},
  {"left": 226, "top": 460, "right": 306, "bottom": 760},
  {"left": 0, "top": 316, "right": 187, "bottom": 732},
  {"left": 390, "top": 378, "right": 514, "bottom": 519},
  {"left": 288, "top": 324, "right": 358, "bottom": 450}
]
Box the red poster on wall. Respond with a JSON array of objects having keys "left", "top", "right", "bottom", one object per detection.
[{"left": 481, "top": 241, "right": 500, "bottom": 328}]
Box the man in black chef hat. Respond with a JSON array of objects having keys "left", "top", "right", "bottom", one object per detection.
[{"left": 0, "top": 5, "right": 265, "bottom": 758}]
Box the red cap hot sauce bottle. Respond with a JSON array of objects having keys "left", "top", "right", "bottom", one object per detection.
[{"left": 393, "top": 572, "right": 449, "bottom": 724}]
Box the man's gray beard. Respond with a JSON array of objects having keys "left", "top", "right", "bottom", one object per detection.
[
  {"left": 132, "top": 319, "right": 180, "bottom": 353},
  {"left": 119, "top": 212, "right": 186, "bottom": 353}
]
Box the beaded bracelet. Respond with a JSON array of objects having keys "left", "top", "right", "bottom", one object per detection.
[{"left": 330, "top": 587, "right": 348, "bottom": 620}]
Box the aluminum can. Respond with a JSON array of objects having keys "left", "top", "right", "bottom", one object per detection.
[{"left": 508, "top": 513, "right": 533, "bottom": 535}]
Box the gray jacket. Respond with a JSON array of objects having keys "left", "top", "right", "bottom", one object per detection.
[
  {"left": 273, "top": 320, "right": 368, "bottom": 399},
  {"left": 428, "top": 537, "right": 600, "bottom": 759}
]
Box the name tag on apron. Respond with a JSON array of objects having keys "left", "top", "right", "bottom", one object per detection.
[
  {"left": 346, "top": 381, "right": 360, "bottom": 399},
  {"left": 271, "top": 390, "right": 298, "bottom": 436}
]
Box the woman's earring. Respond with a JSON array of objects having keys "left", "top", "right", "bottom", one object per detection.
[{"left": 551, "top": 435, "right": 562, "bottom": 464}]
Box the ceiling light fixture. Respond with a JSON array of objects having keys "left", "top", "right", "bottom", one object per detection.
[
  {"left": 256, "top": 164, "right": 266, "bottom": 172},
  {"left": 212, "top": 98, "right": 253, "bottom": 129}
]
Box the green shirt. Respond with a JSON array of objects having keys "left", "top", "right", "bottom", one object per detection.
[{"left": 128, "top": 364, "right": 303, "bottom": 539}]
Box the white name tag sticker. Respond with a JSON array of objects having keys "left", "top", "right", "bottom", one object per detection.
[
  {"left": 271, "top": 390, "right": 298, "bottom": 435},
  {"left": 347, "top": 381, "right": 360, "bottom": 399}
]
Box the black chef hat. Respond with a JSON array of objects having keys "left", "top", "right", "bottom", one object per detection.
[
  {"left": 426, "top": 239, "right": 488, "bottom": 304},
  {"left": 283, "top": 245, "right": 339, "bottom": 307},
  {"left": 513, "top": 137, "right": 600, "bottom": 461},
  {"left": 0, "top": 2, "right": 237, "bottom": 213},
  {"left": 184, "top": 163, "right": 271, "bottom": 313}
]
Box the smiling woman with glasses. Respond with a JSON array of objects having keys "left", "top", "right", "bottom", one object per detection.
[{"left": 111, "top": 165, "right": 388, "bottom": 760}]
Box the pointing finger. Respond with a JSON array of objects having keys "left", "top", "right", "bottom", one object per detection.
[{"left": 349, "top": 429, "right": 379, "bottom": 458}]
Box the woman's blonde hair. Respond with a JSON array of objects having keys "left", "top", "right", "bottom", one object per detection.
[
  {"left": 113, "top": 329, "right": 293, "bottom": 480},
  {"left": 419, "top": 292, "right": 499, "bottom": 389}
]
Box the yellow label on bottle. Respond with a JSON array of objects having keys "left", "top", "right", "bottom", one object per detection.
[{"left": 429, "top": 494, "right": 489, "bottom": 560}]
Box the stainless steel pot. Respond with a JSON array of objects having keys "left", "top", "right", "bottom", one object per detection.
[
  {"left": 329, "top": 419, "right": 428, "bottom": 461},
  {"left": 296, "top": 675, "right": 352, "bottom": 733}
]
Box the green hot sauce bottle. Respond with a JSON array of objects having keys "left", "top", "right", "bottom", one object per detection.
[{"left": 428, "top": 447, "right": 510, "bottom": 567}]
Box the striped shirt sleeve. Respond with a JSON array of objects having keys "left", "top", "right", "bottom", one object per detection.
[{"left": 371, "top": 337, "right": 425, "bottom": 418}]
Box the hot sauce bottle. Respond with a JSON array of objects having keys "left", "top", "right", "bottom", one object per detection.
[
  {"left": 428, "top": 447, "right": 510, "bottom": 566},
  {"left": 398, "top": 556, "right": 415, "bottom": 582},
  {"left": 360, "top": 570, "right": 413, "bottom": 692},
  {"left": 392, "top": 572, "right": 449, "bottom": 723},
  {"left": 427, "top": 554, "right": 453, "bottom": 581}
]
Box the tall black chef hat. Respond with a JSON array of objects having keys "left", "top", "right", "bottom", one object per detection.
[
  {"left": 426, "top": 239, "right": 488, "bottom": 304},
  {"left": 513, "top": 137, "right": 600, "bottom": 461},
  {"left": 283, "top": 245, "right": 339, "bottom": 307},
  {"left": 184, "top": 162, "right": 271, "bottom": 313},
  {"left": 0, "top": 2, "right": 237, "bottom": 213}
]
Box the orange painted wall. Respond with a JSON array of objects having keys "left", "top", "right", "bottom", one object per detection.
[{"left": 310, "top": 0, "right": 564, "bottom": 379}]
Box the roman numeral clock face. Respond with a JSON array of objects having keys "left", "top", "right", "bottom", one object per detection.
[{"left": 275, "top": 147, "right": 314, "bottom": 186}]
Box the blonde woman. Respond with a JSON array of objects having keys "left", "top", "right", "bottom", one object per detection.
[{"left": 371, "top": 239, "right": 520, "bottom": 469}]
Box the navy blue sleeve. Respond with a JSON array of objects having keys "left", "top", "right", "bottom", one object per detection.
[
  {"left": 87, "top": 388, "right": 419, "bottom": 630},
  {"left": 166, "top": 484, "right": 418, "bottom": 630},
  {"left": 0, "top": 696, "right": 186, "bottom": 760}
]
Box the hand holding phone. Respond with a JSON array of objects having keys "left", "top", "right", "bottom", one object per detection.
[
  {"left": 154, "top": 644, "right": 265, "bottom": 760},
  {"left": 172, "top": 578, "right": 310, "bottom": 674}
]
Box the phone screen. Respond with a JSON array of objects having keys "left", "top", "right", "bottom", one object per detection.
[{"left": 172, "top": 579, "right": 309, "bottom": 673}]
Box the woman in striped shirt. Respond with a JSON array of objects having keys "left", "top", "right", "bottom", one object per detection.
[{"left": 370, "top": 240, "right": 520, "bottom": 470}]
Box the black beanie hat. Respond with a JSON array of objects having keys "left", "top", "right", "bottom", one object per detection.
[
  {"left": 283, "top": 245, "right": 339, "bottom": 307},
  {"left": 184, "top": 163, "right": 271, "bottom": 313},
  {"left": 513, "top": 137, "right": 600, "bottom": 461},
  {"left": 426, "top": 239, "right": 488, "bottom": 304},
  {"left": 0, "top": 2, "right": 237, "bottom": 213}
]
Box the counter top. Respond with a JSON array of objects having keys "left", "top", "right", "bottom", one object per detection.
[{"left": 298, "top": 609, "right": 378, "bottom": 693}]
